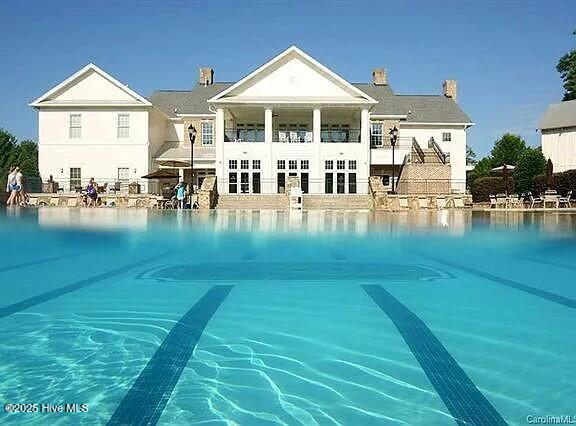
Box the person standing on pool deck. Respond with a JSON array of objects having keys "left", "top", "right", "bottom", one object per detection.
[
  {"left": 15, "top": 167, "right": 27, "bottom": 206},
  {"left": 5, "top": 166, "right": 17, "bottom": 206},
  {"left": 175, "top": 180, "right": 186, "bottom": 209}
]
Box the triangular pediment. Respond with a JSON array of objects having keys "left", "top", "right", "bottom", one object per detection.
[
  {"left": 209, "top": 46, "right": 376, "bottom": 104},
  {"left": 30, "top": 64, "right": 151, "bottom": 107}
]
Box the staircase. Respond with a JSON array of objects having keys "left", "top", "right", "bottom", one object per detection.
[
  {"left": 302, "top": 194, "right": 372, "bottom": 210},
  {"left": 216, "top": 194, "right": 288, "bottom": 209},
  {"left": 394, "top": 138, "right": 452, "bottom": 195}
]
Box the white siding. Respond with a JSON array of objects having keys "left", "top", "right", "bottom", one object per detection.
[{"left": 542, "top": 128, "right": 576, "bottom": 172}]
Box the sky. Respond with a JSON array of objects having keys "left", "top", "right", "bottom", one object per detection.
[{"left": 0, "top": 0, "right": 574, "bottom": 157}]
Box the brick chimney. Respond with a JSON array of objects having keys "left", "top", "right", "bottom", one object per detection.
[
  {"left": 443, "top": 80, "right": 457, "bottom": 102},
  {"left": 199, "top": 67, "right": 214, "bottom": 86},
  {"left": 372, "top": 68, "right": 387, "bottom": 86}
]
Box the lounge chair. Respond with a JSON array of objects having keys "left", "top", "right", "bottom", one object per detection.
[
  {"left": 398, "top": 197, "right": 409, "bottom": 209},
  {"left": 67, "top": 198, "right": 78, "bottom": 208},
  {"left": 436, "top": 197, "right": 447, "bottom": 209},
  {"left": 508, "top": 194, "right": 521, "bottom": 209},
  {"left": 418, "top": 198, "right": 429, "bottom": 209},
  {"left": 559, "top": 190, "right": 572, "bottom": 208},
  {"left": 28, "top": 197, "right": 38, "bottom": 207},
  {"left": 453, "top": 197, "right": 465, "bottom": 209},
  {"left": 49, "top": 197, "right": 60, "bottom": 207},
  {"left": 127, "top": 198, "right": 138, "bottom": 208}
]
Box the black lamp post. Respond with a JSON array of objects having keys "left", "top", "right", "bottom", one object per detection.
[
  {"left": 389, "top": 126, "right": 398, "bottom": 193},
  {"left": 188, "top": 125, "right": 197, "bottom": 194}
]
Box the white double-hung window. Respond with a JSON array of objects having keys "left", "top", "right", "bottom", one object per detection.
[
  {"left": 69, "top": 114, "right": 81, "bottom": 139},
  {"left": 201, "top": 121, "right": 213, "bottom": 145},
  {"left": 117, "top": 114, "right": 130, "bottom": 138}
]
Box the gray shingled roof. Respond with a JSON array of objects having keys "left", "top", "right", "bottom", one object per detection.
[
  {"left": 149, "top": 83, "right": 232, "bottom": 117},
  {"left": 149, "top": 82, "right": 472, "bottom": 123},
  {"left": 539, "top": 99, "right": 576, "bottom": 130}
]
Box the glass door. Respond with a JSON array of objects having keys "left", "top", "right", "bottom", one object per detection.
[{"left": 337, "top": 173, "right": 345, "bottom": 194}]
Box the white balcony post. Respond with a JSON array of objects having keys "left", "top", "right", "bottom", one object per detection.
[
  {"left": 265, "top": 107, "right": 273, "bottom": 193},
  {"left": 313, "top": 108, "right": 322, "bottom": 194},
  {"left": 360, "top": 108, "right": 370, "bottom": 194},
  {"left": 215, "top": 107, "right": 225, "bottom": 193}
]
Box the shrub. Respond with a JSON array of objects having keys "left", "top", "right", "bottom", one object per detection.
[
  {"left": 533, "top": 169, "right": 576, "bottom": 195},
  {"left": 471, "top": 176, "right": 515, "bottom": 202}
]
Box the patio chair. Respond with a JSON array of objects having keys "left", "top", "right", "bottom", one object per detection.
[
  {"left": 304, "top": 132, "right": 313, "bottom": 143},
  {"left": 49, "top": 197, "right": 60, "bottom": 207},
  {"left": 495, "top": 193, "right": 507, "bottom": 208},
  {"left": 508, "top": 194, "right": 521, "bottom": 209},
  {"left": 489, "top": 195, "right": 497, "bottom": 209},
  {"left": 453, "top": 197, "right": 465, "bottom": 209},
  {"left": 67, "top": 198, "right": 78, "bottom": 208},
  {"left": 436, "top": 197, "right": 447, "bottom": 209},
  {"left": 398, "top": 197, "right": 409, "bottom": 209},
  {"left": 559, "top": 190, "right": 572, "bottom": 208},
  {"left": 418, "top": 198, "right": 429, "bottom": 209},
  {"left": 289, "top": 131, "right": 298, "bottom": 143},
  {"left": 28, "top": 197, "right": 38, "bottom": 207},
  {"left": 527, "top": 192, "right": 543, "bottom": 209},
  {"left": 127, "top": 198, "right": 138, "bottom": 208},
  {"left": 278, "top": 132, "right": 288, "bottom": 143}
]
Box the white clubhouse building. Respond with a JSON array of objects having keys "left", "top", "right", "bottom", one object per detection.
[{"left": 31, "top": 46, "right": 472, "bottom": 197}]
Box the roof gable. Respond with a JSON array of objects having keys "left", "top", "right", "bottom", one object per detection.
[
  {"left": 208, "top": 46, "right": 376, "bottom": 104},
  {"left": 30, "top": 63, "right": 151, "bottom": 107}
]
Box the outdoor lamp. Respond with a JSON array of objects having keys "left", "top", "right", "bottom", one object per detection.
[
  {"left": 188, "top": 125, "right": 197, "bottom": 143},
  {"left": 389, "top": 126, "right": 399, "bottom": 193}
]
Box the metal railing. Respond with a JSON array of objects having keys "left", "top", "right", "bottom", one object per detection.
[
  {"left": 428, "top": 138, "right": 450, "bottom": 164},
  {"left": 411, "top": 138, "right": 425, "bottom": 163},
  {"left": 370, "top": 136, "right": 413, "bottom": 149},
  {"left": 321, "top": 129, "right": 361, "bottom": 143},
  {"left": 273, "top": 130, "right": 313, "bottom": 143},
  {"left": 224, "top": 128, "right": 265, "bottom": 143}
]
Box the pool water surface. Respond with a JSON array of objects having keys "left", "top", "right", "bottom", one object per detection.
[{"left": 1, "top": 208, "right": 575, "bottom": 425}]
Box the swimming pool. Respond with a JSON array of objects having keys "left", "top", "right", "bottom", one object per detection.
[{"left": 1, "top": 208, "right": 575, "bottom": 425}]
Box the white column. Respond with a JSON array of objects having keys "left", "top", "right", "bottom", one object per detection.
[
  {"left": 264, "top": 108, "right": 273, "bottom": 193},
  {"left": 360, "top": 108, "right": 370, "bottom": 194},
  {"left": 215, "top": 108, "right": 225, "bottom": 194},
  {"left": 313, "top": 108, "right": 322, "bottom": 194}
]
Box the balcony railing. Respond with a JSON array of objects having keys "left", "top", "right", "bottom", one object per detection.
[
  {"left": 321, "top": 129, "right": 361, "bottom": 143},
  {"left": 273, "top": 130, "right": 312, "bottom": 143},
  {"left": 224, "top": 128, "right": 264, "bottom": 143},
  {"left": 370, "top": 136, "right": 413, "bottom": 149}
]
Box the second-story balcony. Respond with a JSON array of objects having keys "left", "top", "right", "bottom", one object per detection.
[
  {"left": 224, "top": 127, "right": 265, "bottom": 143},
  {"left": 321, "top": 128, "right": 361, "bottom": 143}
]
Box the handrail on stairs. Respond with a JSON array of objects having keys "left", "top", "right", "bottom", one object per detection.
[
  {"left": 428, "top": 137, "right": 450, "bottom": 164},
  {"left": 411, "top": 138, "right": 425, "bottom": 163}
]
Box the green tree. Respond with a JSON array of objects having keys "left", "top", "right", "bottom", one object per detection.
[
  {"left": 490, "top": 133, "right": 527, "bottom": 166},
  {"left": 466, "top": 145, "right": 477, "bottom": 165},
  {"left": 556, "top": 29, "right": 576, "bottom": 101},
  {"left": 0, "top": 129, "right": 40, "bottom": 192},
  {"left": 514, "top": 148, "right": 546, "bottom": 194},
  {"left": 468, "top": 156, "right": 494, "bottom": 185}
]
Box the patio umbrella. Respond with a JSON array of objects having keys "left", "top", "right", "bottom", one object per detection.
[
  {"left": 141, "top": 169, "right": 180, "bottom": 179},
  {"left": 546, "top": 159, "right": 554, "bottom": 190},
  {"left": 490, "top": 164, "right": 515, "bottom": 171}
]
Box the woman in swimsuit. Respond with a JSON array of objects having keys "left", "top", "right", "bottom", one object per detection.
[{"left": 6, "top": 166, "right": 19, "bottom": 206}]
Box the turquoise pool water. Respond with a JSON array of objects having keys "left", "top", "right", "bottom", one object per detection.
[{"left": 1, "top": 208, "right": 575, "bottom": 425}]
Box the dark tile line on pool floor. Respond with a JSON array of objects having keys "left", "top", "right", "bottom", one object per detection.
[
  {"left": 107, "top": 285, "right": 233, "bottom": 426},
  {"left": 362, "top": 285, "right": 508, "bottom": 426},
  {"left": 516, "top": 256, "right": 576, "bottom": 273},
  {"left": 0, "top": 250, "right": 94, "bottom": 274},
  {"left": 0, "top": 252, "right": 172, "bottom": 319},
  {"left": 422, "top": 254, "right": 576, "bottom": 310}
]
